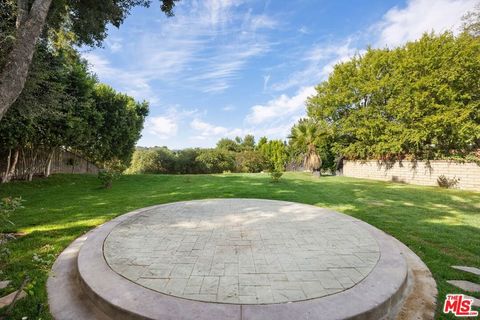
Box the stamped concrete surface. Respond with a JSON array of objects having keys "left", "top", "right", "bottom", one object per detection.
[{"left": 104, "top": 199, "right": 380, "bottom": 304}]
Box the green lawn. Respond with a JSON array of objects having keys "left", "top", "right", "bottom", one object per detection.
[{"left": 0, "top": 172, "right": 479, "bottom": 319}]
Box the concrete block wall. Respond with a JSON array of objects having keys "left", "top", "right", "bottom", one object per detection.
[{"left": 342, "top": 160, "right": 480, "bottom": 191}]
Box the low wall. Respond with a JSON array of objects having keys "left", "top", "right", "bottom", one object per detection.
[{"left": 342, "top": 160, "right": 480, "bottom": 191}]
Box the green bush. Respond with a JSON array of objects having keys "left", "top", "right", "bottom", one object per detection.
[
  {"left": 235, "top": 150, "right": 267, "bottom": 173},
  {"left": 269, "top": 168, "right": 283, "bottom": 182},
  {"left": 98, "top": 159, "right": 126, "bottom": 188},
  {"left": 126, "top": 147, "right": 175, "bottom": 174},
  {"left": 259, "top": 140, "right": 288, "bottom": 171},
  {"left": 175, "top": 149, "right": 202, "bottom": 174},
  {"left": 196, "top": 149, "right": 236, "bottom": 173}
]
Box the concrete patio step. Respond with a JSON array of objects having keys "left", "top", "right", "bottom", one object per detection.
[{"left": 47, "top": 234, "right": 112, "bottom": 320}]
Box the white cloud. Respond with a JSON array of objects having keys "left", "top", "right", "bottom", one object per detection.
[
  {"left": 298, "top": 26, "right": 309, "bottom": 34},
  {"left": 270, "top": 40, "right": 359, "bottom": 92},
  {"left": 375, "top": 0, "right": 477, "bottom": 47},
  {"left": 187, "top": 39, "right": 270, "bottom": 92},
  {"left": 91, "top": 0, "right": 480, "bottom": 150},
  {"left": 145, "top": 116, "right": 178, "bottom": 139},
  {"left": 190, "top": 118, "right": 229, "bottom": 137},
  {"left": 190, "top": 118, "right": 244, "bottom": 141},
  {"left": 270, "top": 0, "right": 476, "bottom": 92},
  {"left": 184, "top": 87, "right": 320, "bottom": 145},
  {"left": 263, "top": 74, "right": 270, "bottom": 91},
  {"left": 82, "top": 52, "right": 158, "bottom": 104},
  {"left": 246, "top": 86, "right": 316, "bottom": 125},
  {"left": 249, "top": 14, "right": 278, "bottom": 30},
  {"left": 83, "top": 0, "right": 276, "bottom": 96},
  {"left": 106, "top": 37, "right": 123, "bottom": 52},
  {"left": 222, "top": 105, "right": 236, "bottom": 111}
]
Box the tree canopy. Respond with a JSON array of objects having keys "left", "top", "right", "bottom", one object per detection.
[
  {"left": 0, "top": 41, "right": 148, "bottom": 182},
  {"left": 0, "top": 0, "right": 179, "bottom": 120},
  {"left": 306, "top": 31, "right": 480, "bottom": 161}
]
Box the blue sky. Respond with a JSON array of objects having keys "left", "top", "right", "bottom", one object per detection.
[{"left": 82, "top": 0, "right": 477, "bottom": 149}]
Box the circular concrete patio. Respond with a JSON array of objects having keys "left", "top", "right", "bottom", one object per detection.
[
  {"left": 47, "top": 199, "right": 437, "bottom": 319},
  {"left": 104, "top": 199, "right": 380, "bottom": 304}
]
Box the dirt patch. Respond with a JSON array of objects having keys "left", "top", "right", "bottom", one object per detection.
[
  {"left": 395, "top": 243, "right": 437, "bottom": 320},
  {"left": 0, "top": 232, "right": 26, "bottom": 245}
]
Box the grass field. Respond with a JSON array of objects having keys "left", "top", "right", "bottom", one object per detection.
[{"left": 0, "top": 172, "right": 479, "bottom": 319}]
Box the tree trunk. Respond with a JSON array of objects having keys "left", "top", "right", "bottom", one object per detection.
[
  {"left": 26, "top": 150, "right": 38, "bottom": 182},
  {"left": 16, "top": 0, "right": 29, "bottom": 28},
  {"left": 0, "top": 0, "right": 53, "bottom": 120},
  {"left": 9, "top": 149, "right": 19, "bottom": 181},
  {"left": 44, "top": 149, "right": 54, "bottom": 177},
  {"left": 1, "top": 149, "right": 19, "bottom": 183},
  {"left": 2, "top": 149, "right": 12, "bottom": 183},
  {"left": 21, "top": 147, "right": 38, "bottom": 181}
]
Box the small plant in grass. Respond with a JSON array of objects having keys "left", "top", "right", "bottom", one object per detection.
[
  {"left": 0, "top": 197, "right": 23, "bottom": 228},
  {"left": 437, "top": 175, "right": 460, "bottom": 189},
  {"left": 98, "top": 159, "right": 126, "bottom": 189},
  {"left": 270, "top": 168, "right": 283, "bottom": 182},
  {"left": 0, "top": 197, "right": 23, "bottom": 264}
]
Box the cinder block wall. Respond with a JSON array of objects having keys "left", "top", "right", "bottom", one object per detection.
[{"left": 342, "top": 160, "right": 480, "bottom": 191}]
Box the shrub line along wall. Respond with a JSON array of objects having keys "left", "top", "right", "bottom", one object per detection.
[{"left": 341, "top": 160, "right": 480, "bottom": 191}]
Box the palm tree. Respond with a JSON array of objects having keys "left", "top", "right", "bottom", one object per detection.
[{"left": 289, "top": 119, "right": 325, "bottom": 172}]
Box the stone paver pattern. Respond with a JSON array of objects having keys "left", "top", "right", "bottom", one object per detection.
[
  {"left": 447, "top": 280, "right": 480, "bottom": 293},
  {"left": 452, "top": 266, "right": 480, "bottom": 277},
  {"left": 104, "top": 199, "right": 380, "bottom": 304}
]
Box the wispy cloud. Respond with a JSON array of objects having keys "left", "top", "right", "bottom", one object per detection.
[
  {"left": 263, "top": 74, "right": 270, "bottom": 91},
  {"left": 82, "top": 52, "right": 158, "bottom": 104},
  {"left": 87, "top": 0, "right": 479, "bottom": 149},
  {"left": 246, "top": 0, "right": 478, "bottom": 146},
  {"left": 374, "top": 0, "right": 478, "bottom": 48},
  {"left": 186, "top": 86, "right": 317, "bottom": 146},
  {"left": 83, "top": 0, "right": 276, "bottom": 96},
  {"left": 190, "top": 118, "right": 245, "bottom": 139},
  {"left": 298, "top": 26, "right": 309, "bottom": 34},
  {"left": 222, "top": 105, "right": 236, "bottom": 112},
  {"left": 144, "top": 107, "right": 198, "bottom": 139},
  {"left": 270, "top": 40, "right": 359, "bottom": 92},
  {"left": 105, "top": 37, "right": 123, "bottom": 52}
]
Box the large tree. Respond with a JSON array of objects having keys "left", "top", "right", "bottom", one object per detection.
[
  {"left": 307, "top": 31, "right": 480, "bottom": 161},
  {"left": 0, "top": 44, "right": 148, "bottom": 182},
  {"left": 86, "top": 84, "right": 149, "bottom": 165},
  {"left": 0, "top": 0, "right": 178, "bottom": 120}
]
